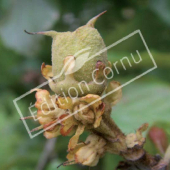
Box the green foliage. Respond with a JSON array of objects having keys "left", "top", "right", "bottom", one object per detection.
[
  {"left": 0, "top": 0, "right": 59, "bottom": 56},
  {"left": 112, "top": 78, "right": 170, "bottom": 134}
]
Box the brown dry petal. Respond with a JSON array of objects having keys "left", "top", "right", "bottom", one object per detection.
[
  {"left": 59, "top": 114, "right": 78, "bottom": 136},
  {"left": 67, "top": 134, "right": 106, "bottom": 167},
  {"left": 33, "top": 89, "right": 65, "bottom": 125},
  {"left": 44, "top": 124, "right": 61, "bottom": 139},
  {"left": 126, "top": 123, "right": 148, "bottom": 149},
  {"left": 73, "top": 103, "right": 95, "bottom": 125},
  {"left": 80, "top": 94, "right": 102, "bottom": 109},
  {"left": 68, "top": 124, "right": 85, "bottom": 151},
  {"left": 93, "top": 102, "right": 105, "bottom": 128},
  {"left": 41, "top": 63, "right": 53, "bottom": 80},
  {"left": 44, "top": 113, "right": 77, "bottom": 139},
  {"left": 34, "top": 89, "right": 55, "bottom": 110},
  {"left": 66, "top": 143, "right": 86, "bottom": 161},
  {"left": 95, "top": 60, "right": 106, "bottom": 80},
  {"left": 56, "top": 96, "right": 73, "bottom": 110},
  {"left": 80, "top": 94, "right": 105, "bottom": 128}
]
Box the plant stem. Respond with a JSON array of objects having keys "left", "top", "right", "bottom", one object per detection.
[{"left": 91, "top": 105, "right": 159, "bottom": 170}]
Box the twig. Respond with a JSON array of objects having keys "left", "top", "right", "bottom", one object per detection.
[{"left": 36, "top": 138, "right": 57, "bottom": 170}]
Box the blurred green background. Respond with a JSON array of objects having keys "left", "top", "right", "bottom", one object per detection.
[{"left": 0, "top": 0, "right": 170, "bottom": 170}]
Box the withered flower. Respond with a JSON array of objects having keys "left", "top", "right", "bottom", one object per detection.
[
  {"left": 30, "top": 89, "right": 78, "bottom": 139},
  {"left": 56, "top": 93, "right": 106, "bottom": 151},
  {"left": 66, "top": 134, "right": 106, "bottom": 167},
  {"left": 56, "top": 94, "right": 105, "bottom": 128}
]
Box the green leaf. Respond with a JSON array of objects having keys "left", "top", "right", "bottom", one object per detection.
[
  {"left": 149, "top": 0, "right": 170, "bottom": 26},
  {"left": 102, "top": 153, "right": 122, "bottom": 170},
  {"left": 0, "top": 92, "right": 45, "bottom": 169},
  {"left": 0, "top": 0, "right": 59, "bottom": 56},
  {"left": 111, "top": 78, "right": 170, "bottom": 134}
]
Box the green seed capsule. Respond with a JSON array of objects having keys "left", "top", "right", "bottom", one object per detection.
[{"left": 25, "top": 11, "right": 110, "bottom": 97}]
